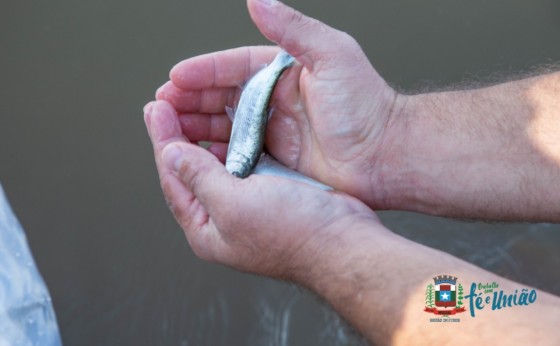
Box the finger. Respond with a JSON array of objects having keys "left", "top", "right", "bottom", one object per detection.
[
  {"left": 144, "top": 100, "right": 191, "bottom": 188},
  {"left": 162, "top": 142, "right": 265, "bottom": 264},
  {"left": 160, "top": 160, "right": 221, "bottom": 261},
  {"left": 207, "top": 142, "right": 228, "bottom": 163},
  {"left": 161, "top": 142, "right": 237, "bottom": 220},
  {"left": 143, "top": 100, "right": 196, "bottom": 212},
  {"left": 170, "top": 46, "right": 280, "bottom": 90},
  {"left": 178, "top": 113, "right": 232, "bottom": 143},
  {"left": 144, "top": 100, "right": 187, "bottom": 149},
  {"left": 146, "top": 100, "right": 233, "bottom": 261},
  {"left": 156, "top": 80, "right": 239, "bottom": 114},
  {"left": 144, "top": 100, "right": 189, "bottom": 197},
  {"left": 143, "top": 101, "right": 155, "bottom": 137},
  {"left": 247, "top": 0, "right": 355, "bottom": 71}
]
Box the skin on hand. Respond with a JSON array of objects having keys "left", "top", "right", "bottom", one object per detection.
[
  {"left": 155, "top": 0, "right": 404, "bottom": 210},
  {"left": 144, "top": 100, "right": 383, "bottom": 280}
]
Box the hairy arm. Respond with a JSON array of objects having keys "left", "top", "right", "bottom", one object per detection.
[
  {"left": 301, "top": 222, "right": 560, "bottom": 345},
  {"left": 380, "top": 72, "right": 560, "bottom": 221}
]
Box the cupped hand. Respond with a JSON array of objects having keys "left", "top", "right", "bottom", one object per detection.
[
  {"left": 144, "top": 100, "right": 381, "bottom": 279},
  {"left": 155, "top": 0, "right": 405, "bottom": 209}
]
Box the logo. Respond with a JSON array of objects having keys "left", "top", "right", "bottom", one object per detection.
[
  {"left": 424, "top": 275, "right": 466, "bottom": 317},
  {"left": 423, "top": 274, "right": 538, "bottom": 321}
]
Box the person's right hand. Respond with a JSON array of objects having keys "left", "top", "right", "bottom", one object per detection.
[{"left": 156, "top": 0, "right": 406, "bottom": 209}]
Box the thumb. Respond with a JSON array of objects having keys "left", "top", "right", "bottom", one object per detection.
[
  {"left": 162, "top": 142, "right": 236, "bottom": 211},
  {"left": 247, "top": 0, "right": 355, "bottom": 71}
]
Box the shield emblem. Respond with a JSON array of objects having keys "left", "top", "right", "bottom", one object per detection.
[
  {"left": 435, "top": 283, "right": 456, "bottom": 307},
  {"left": 425, "top": 275, "right": 466, "bottom": 315}
]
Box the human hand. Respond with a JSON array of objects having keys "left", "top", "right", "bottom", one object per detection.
[
  {"left": 156, "top": 0, "right": 406, "bottom": 209},
  {"left": 144, "top": 103, "right": 560, "bottom": 345},
  {"left": 143, "top": 100, "right": 382, "bottom": 280}
]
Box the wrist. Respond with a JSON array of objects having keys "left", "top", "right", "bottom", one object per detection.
[
  {"left": 375, "top": 88, "right": 507, "bottom": 216},
  {"left": 369, "top": 91, "right": 418, "bottom": 211},
  {"left": 291, "top": 219, "right": 389, "bottom": 289},
  {"left": 291, "top": 219, "right": 399, "bottom": 340},
  {"left": 373, "top": 90, "right": 476, "bottom": 215},
  {"left": 289, "top": 218, "right": 384, "bottom": 286}
]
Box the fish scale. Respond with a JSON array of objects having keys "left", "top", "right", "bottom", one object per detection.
[{"left": 226, "top": 51, "right": 295, "bottom": 178}]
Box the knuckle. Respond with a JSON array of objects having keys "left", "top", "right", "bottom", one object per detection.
[
  {"left": 281, "top": 10, "right": 314, "bottom": 47},
  {"left": 336, "top": 31, "right": 362, "bottom": 55},
  {"left": 288, "top": 9, "right": 305, "bottom": 28}
]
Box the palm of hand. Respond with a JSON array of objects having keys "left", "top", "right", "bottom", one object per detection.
[
  {"left": 188, "top": 172, "right": 378, "bottom": 278},
  {"left": 157, "top": 45, "right": 396, "bottom": 207},
  {"left": 266, "top": 50, "right": 397, "bottom": 201},
  {"left": 143, "top": 100, "right": 379, "bottom": 278}
]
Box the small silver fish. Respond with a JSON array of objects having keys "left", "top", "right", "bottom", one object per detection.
[
  {"left": 225, "top": 50, "right": 333, "bottom": 191},
  {"left": 253, "top": 153, "right": 333, "bottom": 191},
  {"left": 225, "top": 51, "right": 295, "bottom": 178}
]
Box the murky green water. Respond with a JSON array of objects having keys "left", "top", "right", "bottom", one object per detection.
[{"left": 1, "top": 0, "right": 559, "bottom": 344}]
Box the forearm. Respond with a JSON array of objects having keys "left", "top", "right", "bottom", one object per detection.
[
  {"left": 382, "top": 72, "right": 560, "bottom": 221},
  {"left": 298, "top": 222, "right": 560, "bottom": 345}
]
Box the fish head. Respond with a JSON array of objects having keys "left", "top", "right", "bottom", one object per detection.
[{"left": 225, "top": 155, "right": 252, "bottom": 178}]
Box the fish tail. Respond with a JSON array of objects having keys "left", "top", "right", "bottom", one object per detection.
[{"left": 272, "top": 50, "right": 295, "bottom": 69}]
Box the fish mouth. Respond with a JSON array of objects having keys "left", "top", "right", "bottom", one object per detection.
[
  {"left": 226, "top": 165, "right": 249, "bottom": 178},
  {"left": 226, "top": 158, "right": 252, "bottom": 178}
]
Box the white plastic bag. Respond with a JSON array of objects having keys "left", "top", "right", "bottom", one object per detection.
[{"left": 0, "top": 184, "right": 62, "bottom": 346}]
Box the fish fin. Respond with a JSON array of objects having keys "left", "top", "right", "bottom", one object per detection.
[
  {"left": 267, "top": 107, "right": 274, "bottom": 121},
  {"left": 225, "top": 106, "right": 235, "bottom": 122}
]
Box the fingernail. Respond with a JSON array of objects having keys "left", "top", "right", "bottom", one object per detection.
[
  {"left": 143, "top": 102, "right": 153, "bottom": 116},
  {"left": 143, "top": 102, "right": 153, "bottom": 127},
  {"left": 258, "top": 0, "right": 277, "bottom": 5},
  {"left": 162, "top": 144, "right": 183, "bottom": 172},
  {"left": 155, "top": 85, "right": 166, "bottom": 100},
  {"left": 150, "top": 101, "right": 169, "bottom": 141}
]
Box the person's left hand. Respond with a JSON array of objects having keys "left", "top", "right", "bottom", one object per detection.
[{"left": 144, "top": 100, "right": 383, "bottom": 280}]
